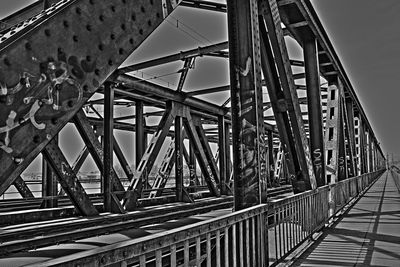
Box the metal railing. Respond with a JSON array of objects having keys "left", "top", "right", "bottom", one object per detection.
[
  {"left": 390, "top": 166, "right": 400, "bottom": 191},
  {"left": 267, "top": 170, "right": 384, "bottom": 265},
  {"left": 26, "top": 170, "right": 385, "bottom": 267},
  {"left": 268, "top": 185, "right": 330, "bottom": 263}
]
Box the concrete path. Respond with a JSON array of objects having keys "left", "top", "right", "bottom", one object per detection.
[{"left": 293, "top": 171, "right": 400, "bottom": 267}]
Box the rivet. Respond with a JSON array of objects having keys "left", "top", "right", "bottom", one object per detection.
[
  {"left": 46, "top": 134, "right": 52, "bottom": 140},
  {"left": 25, "top": 42, "right": 32, "bottom": 50},
  {"left": 3, "top": 58, "right": 11, "bottom": 66},
  {"left": 33, "top": 135, "right": 40, "bottom": 143}
]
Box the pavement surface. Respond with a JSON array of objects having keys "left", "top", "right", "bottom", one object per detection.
[{"left": 293, "top": 170, "right": 400, "bottom": 267}]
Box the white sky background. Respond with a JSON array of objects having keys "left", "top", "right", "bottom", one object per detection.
[{"left": 1, "top": 0, "right": 399, "bottom": 175}]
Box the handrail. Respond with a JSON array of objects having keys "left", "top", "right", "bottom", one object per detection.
[{"left": 26, "top": 169, "right": 385, "bottom": 267}]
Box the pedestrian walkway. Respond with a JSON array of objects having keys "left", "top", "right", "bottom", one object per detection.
[{"left": 293, "top": 170, "right": 400, "bottom": 266}]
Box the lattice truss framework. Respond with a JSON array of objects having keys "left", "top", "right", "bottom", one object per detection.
[{"left": 0, "top": 0, "right": 385, "bottom": 214}]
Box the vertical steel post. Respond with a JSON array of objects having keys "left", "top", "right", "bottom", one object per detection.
[
  {"left": 175, "top": 116, "right": 184, "bottom": 201},
  {"left": 267, "top": 130, "right": 275, "bottom": 185},
  {"left": 368, "top": 132, "right": 373, "bottom": 172},
  {"left": 224, "top": 121, "right": 232, "bottom": 191},
  {"left": 104, "top": 82, "right": 114, "bottom": 212},
  {"left": 189, "top": 143, "right": 197, "bottom": 187},
  {"left": 227, "top": 0, "right": 267, "bottom": 210},
  {"left": 338, "top": 101, "right": 347, "bottom": 180},
  {"left": 218, "top": 115, "right": 227, "bottom": 195},
  {"left": 259, "top": 16, "right": 301, "bottom": 192},
  {"left": 304, "top": 36, "right": 326, "bottom": 187},
  {"left": 136, "top": 101, "right": 145, "bottom": 168},
  {"left": 324, "top": 77, "right": 342, "bottom": 184},
  {"left": 344, "top": 99, "right": 356, "bottom": 177},
  {"left": 259, "top": 0, "right": 317, "bottom": 192},
  {"left": 358, "top": 118, "right": 366, "bottom": 174},
  {"left": 42, "top": 135, "right": 58, "bottom": 208}
]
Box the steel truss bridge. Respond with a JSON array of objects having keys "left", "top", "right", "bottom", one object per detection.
[{"left": 0, "top": 0, "right": 392, "bottom": 266}]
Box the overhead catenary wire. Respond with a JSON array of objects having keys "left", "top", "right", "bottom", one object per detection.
[{"left": 166, "top": 15, "right": 229, "bottom": 62}]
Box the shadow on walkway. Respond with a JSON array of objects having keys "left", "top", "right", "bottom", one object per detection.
[{"left": 293, "top": 171, "right": 400, "bottom": 267}]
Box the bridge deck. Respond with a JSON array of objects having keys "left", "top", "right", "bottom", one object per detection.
[{"left": 293, "top": 171, "right": 400, "bottom": 266}]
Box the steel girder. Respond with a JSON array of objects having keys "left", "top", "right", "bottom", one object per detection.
[
  {"left": 260, "top": 0, "right": 317, "bottom": 192},
  {"left": 13, "top": 176, "right": 35, "bottom": 198},
  {"left": 0, "top": 0, "right": 171, "bottom": 198},
  {"left": 73, "top": 110, "right": 125, "bottom": 192},
  {"left": 227, "top": 0, "right": 268, "bottom": 211},
  {"left": 303, "top": 36, "right": 326, "bottom": 187},
  {"left": 42, "top": 139, "right": 98, "bottom": 216},
  {"left": 0, "top": 0, "right": 387, "bottom": 218}
]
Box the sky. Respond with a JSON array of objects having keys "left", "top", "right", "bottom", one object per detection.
[
  {"left": 1, "top": 0, "right": 400, "bottom": 174},
  {"left": 309, "top": 0, "right": 400, "bottom": 161}
]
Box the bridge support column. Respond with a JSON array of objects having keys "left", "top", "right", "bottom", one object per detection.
[
  {"left": 338, "top": 100, "right": 348, "bottom": 180},
  {"left": 227, "top": 0, "right": 267, "bottom": 211},
  {"left": 42, "top": 155, "right": 58, "bottom": 208},
  {"left": 224, "top": 121, "right": 232, "bottom": 193},
  {"left": 259, "top": 0, "right": 317, "bottom": 192},
  {"left": 368, "top": 131, "right": 373, "bottom": 172},
  {"left": 135, "top": 101, "right": 147, "bottom": 186},
  {"left": 104, "top": 82, "right": 115, "bottom": 212},
  {"left": 175, "top": 116, "right": 184, "bottom": 201},
  {"left": 358, "top": 117, "right": 367, "bottom": 174},
  {"left": 267, "top": 130, "right": 275, "bottom": 186},
  {"left": 189, "top": 142, "right": 198, "bottom": 188},
  {"left": 218, "top": 116, "right": 228, "bottom": 195},
  {"left": 304, "top": 36, "right": 326, "bottom": 187},
  {"left": 345, "top": 99, "right": 357, "bottom": 176},
  {"left": 324, "top": 77, "right": 347, "bottom": 183}
]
